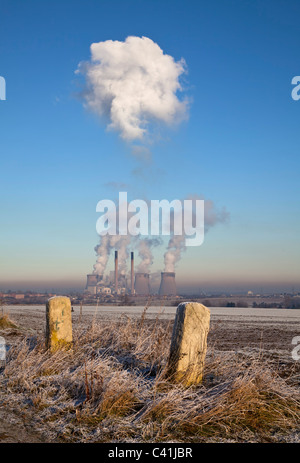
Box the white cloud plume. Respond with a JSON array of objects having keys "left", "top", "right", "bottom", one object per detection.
[
  {"left": 93, "top": 196, "right": 229, "bottom": 277},
  {"left": 77, "top": 36, "right": 188, "bottom": 142},
  {"left": 137, "top": 237, "right": 162, "bottom": 273},
  {"left": 163, "top": 196, "right": 230, "bottom": 273}
]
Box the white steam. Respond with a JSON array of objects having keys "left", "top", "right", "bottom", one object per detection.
[
  {"left": 94, "top": 235, "right": 131, "bottom": 276},
  {"left": 77, "top": 36, "right": 188, "bottom": 143},
  {"left": 163, "top": 197, "right": 230, "bottom": 273},
  {"left": 164, "top": 235, "right": 187, "bottom": 273},
  {"left": 93, "top": 197, "right": 229, "bottom": 277},
  {"left": 137, "top": 238, "right": 162, "bottom": 273},
  {"left": 94, "top": 236, "right": 161, "bottom": 276}
]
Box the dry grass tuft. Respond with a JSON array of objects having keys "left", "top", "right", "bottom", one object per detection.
[
  {"left": 0, "top": 311, "right": 299, "bottom": 442},
  {"left": 0, "top": 313, "right": 18, "bottom": 329}
]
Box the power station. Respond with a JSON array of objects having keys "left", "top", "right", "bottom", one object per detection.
[{"left": 85, "top": 251, "right": 177, "bottom": 297}]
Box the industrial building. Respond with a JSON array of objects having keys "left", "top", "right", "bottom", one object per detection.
[{"left": 85, "top": 251, "right": 177, "bottom": 297}]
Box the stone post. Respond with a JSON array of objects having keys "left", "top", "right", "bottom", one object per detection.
[
  {"left": 46, "top": 296, "right": 73, "bottom": 351},
  {"left": 166, "top": 302, "right": 210, "bottom": 386}
]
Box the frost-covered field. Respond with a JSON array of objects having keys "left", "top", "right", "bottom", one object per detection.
[
  {"left": 6, "top": 303, "right": 300, "bottom": 320},
  {"left": 0, "top": 304, "right": 299, "bottom": 443}
]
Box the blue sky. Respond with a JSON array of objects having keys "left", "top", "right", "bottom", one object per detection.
[{"left": 0, "top": 0, "right": 300, "bottom": 293}]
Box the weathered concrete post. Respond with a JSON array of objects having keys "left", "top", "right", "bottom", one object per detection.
[
  {"left": 166, "top": 302, "right": 210, "bottom": 386},
  {"left": 46, "top": 296, "right": 73, "bottom": 351}
]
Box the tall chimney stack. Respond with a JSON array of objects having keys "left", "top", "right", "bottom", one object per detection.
[
  {"left": 131, "top": 251, "right": 134, "bottom": 294},
  {"left": 115, "top": 250, "right": 118, "bottom": 294},
  {"left": 159, "top": 272, "right": 177, "bottom": 296}
]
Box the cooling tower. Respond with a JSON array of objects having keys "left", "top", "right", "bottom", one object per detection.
[
  {"left": 158, "top": 272, "right": 177, "bottom": 296},
  {"left": 86, "top": 274, "right": 101, "bottom": 288},
  {"left": 134, "top": 273, "right": 150, "bottom": 295}
]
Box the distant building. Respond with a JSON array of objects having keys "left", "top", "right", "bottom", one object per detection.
[{"left": 99, "top": 287, "right": 111, "bottom": 295}]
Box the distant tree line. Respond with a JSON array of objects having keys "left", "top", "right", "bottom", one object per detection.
[
  {"left": 172, "top": 296, "right": 300, "bottom": 309},
  {"left": 252, "top": 302, "right": 283, "bottom": 309},
  {"left": 283, "top": 296, "right": 300, "bottom": 309},
  {"left": 202, "top": 300, "right": 249, "bottom": 308}
]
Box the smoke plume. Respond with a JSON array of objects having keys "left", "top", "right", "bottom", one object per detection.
[
  {"left": 94, "top": 234, "right": 132, "bottom": 276},
  {"left": 93, "top": 235, "right": 111, "bottom": 275},
  {"left": 137, "top": 238, "right": 162, "bottom": 273},
  {"left": 164, "top": 234, "right": 187, "bottom": 273},
  {"left": 163, "top": 197, "right": 230, "bottom": 272},
  {"left": 77, "top": 36, "right": 188, "bottom": 145},
  {"left": 93, "top": 196, "right": 229, "bottom": 277},
  {"left": 94, "top": 236, "right": 161, "bottom": 276}
]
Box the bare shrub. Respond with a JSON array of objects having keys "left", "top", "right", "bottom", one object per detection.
[{"left": 0, "top": 313, "right": 18, "bottom": 329}]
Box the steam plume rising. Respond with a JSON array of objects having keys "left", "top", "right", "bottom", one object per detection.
[
  {"left": 163, "top": 235, "right": 187, "bottom": 273},
  {"left": 77, "top": 36, "right": 188, "bottom": 144},
  {"left": 164, "top": 197, "right": 229, "bottom": 272},
  {"left": 93, "top": 235, "right": 110, "bottom": 275},
  {"left": 93, "top": 196, "right": 229, "bottom": 278},
  {"left": 94, "top": 235, "right": 160, "bottom": 277},
  {"left": 94, "top": 235, "right": 131, "bottom": 276},
  {"left": 137, "top": 238, "right": 162, "bottom": 273},
  {"left": 93, "top": 196, "right": 134, "bottom": 276}
]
